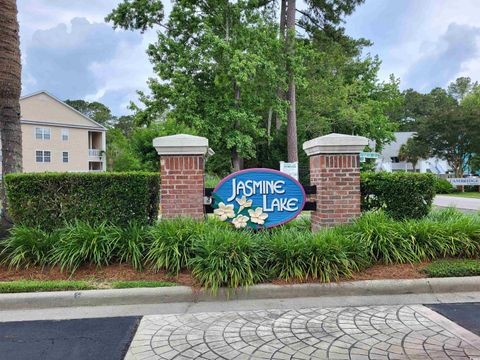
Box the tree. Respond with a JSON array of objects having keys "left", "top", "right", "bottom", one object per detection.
[
  {"left": 107, "top": 0, "right": 372, "bottom": 171},
  {"left": 416, "top": 106, "right": 480, "bottom": 177},
  {"left": 0, "top": 0, "right": 22, "bottom": 227},
  {"left": 107, "top": 0, "right": 284, "bottom": 173},
  {"left": 106, "top": 128, "right": 142, "bottom": 171},
  {"left": 448, "top": 76, "right": 478, "bottom": 102},
  {"left": 65, "top": 99, "right": 114, "bottom": 127},
  {"left": 398, "top": 137, "right": 429, "bottom": 172}
]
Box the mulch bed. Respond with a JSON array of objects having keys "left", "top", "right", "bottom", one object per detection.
[
  {"left": 0, "top": 264, "right": 197, "bottom": 287},
  {"left": 0, "top": 262, "right": 429, "bottom": 288}
]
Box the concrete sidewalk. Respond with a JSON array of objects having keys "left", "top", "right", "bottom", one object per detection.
[{"left": 434, "top": 195, "right": 480, "bottom": 211}]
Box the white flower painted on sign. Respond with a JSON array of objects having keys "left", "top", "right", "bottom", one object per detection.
[
  {"left": 236, "top": 195, "right": 252, "bottom": 213},
  {"left": 248, "top": 207, "right": 268, "bottom": 225},
  {"left": 232, "top": 215, "right": 249, "bottom": 229},
  {"left": 214, "top": 202, "right": 235, "bottom": 221}
]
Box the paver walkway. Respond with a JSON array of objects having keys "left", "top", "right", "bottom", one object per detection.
[{"left": 126, "top": 305, "right": 480, "bottom": 360}]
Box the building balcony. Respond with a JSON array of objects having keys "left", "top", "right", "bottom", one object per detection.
[{"left": 88, "top": 149, "right": 104, "bottom": 158}]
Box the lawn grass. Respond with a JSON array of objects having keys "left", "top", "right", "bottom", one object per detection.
[
  {"left": 0, "top": 280, "right": 176, "bottom": 293},
  {"left": 0, "top": 280, "right": 94, "bottom": 293},
  {"left": 422, "top": 259, "right": 480, "bottom": 278},
  {"left": 111, "top": 280, "right": 176, "bottom": 289},
  {"left": 440, "top": 192, "right": 480, "bottom": 198}
]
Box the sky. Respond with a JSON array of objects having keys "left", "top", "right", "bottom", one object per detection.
[{"left": 18, "top": 0, "right": 480, "bottom": 116}]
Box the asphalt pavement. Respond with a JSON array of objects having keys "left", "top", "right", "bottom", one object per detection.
[
  {"left": 434, "top": 194, "right": 480, "bottom": 211},
  {"left": 0, "top": 316, "right": 140, "bottom": 360},
  {"left": 427, "top": 302, "right": 480, "bottom": 336}
]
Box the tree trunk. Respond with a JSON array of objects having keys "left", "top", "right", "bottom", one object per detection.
[
  {"left": 275, "top": 0, "right": 287, "bottom": 131},
  {"left": 232, "top": 81, "right": 243, "bottom": 171},
  {"left": 267, "top": 107, "right": 272, "bottom": 143},
  {"left": 0, "top": 0, "right": 23, "bottom": 228},
  {"left": 286, "top": 0, "right": 298, "bottom": 162}
]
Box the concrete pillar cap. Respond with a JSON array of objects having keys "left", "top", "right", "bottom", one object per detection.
[
  {"left": 153, "top": 134, "right": 214, "bottom": 156},
  {"left": 303, "top": 133, "right": 369, "bottom": 156}
]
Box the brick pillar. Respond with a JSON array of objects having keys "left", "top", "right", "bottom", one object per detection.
[
  {"left": 303, "top": 133, "right": 368, "bottom": 231},
  {"left": 153, "top": 134, "right": 213, "bottom": 220}
]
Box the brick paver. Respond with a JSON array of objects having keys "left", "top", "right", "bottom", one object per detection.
[{"left": 125, "top": 305, "right": 480, "bottom": 359}]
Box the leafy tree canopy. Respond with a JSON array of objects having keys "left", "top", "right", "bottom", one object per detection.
[{"left": 65, "top": 99, "right": 114, "bottom": 127}]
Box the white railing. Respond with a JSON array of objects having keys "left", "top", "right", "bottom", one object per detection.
[{"left": 88, "top": 149, "right": 103, "bottom": 157}]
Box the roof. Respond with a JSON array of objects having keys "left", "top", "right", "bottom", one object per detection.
[
  {"left": 381, "top": 132, "right": 416, "bottom": 159},
  {"left": 20, "top": 91, "right": 107, "bottom": 130}
]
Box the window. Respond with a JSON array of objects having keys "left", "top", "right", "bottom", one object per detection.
[
  {"left": 61, "top": 129, "right": 69, "bottom": 141},
  {"left": 35, "top": 151, "right": 51, "bottom": 163},
  {"left": 35, "top": 127, "right": 51, "bottom": 140},
  {"left": 63, "top": 152, "right": 69, "bottom": 163}
]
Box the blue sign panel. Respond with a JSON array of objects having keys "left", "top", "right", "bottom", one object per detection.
[{"left": 212, "top": 168, "right": 306, "bottom": 229}]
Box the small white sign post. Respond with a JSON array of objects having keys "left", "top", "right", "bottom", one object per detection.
[{"left": 280, "top": 161, "right": 299, "bottom": 180}]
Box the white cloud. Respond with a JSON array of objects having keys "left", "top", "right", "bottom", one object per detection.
[
  {"left": 18, "top": 0, "right": 156, "bottom": 115},
  {"left": 345, "top": 0, "right": 480, "bottom": 90}
]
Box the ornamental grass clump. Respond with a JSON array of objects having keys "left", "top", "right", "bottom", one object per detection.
[
  {"left": 264, "top": 228, "right": 370, "bottom": 282},
  {"left": 263, "top": 229, "right": 310, "bottom": 280},
  {"left": 189, "top": 227, "right": 267, "bottom": 291},
  {"left": 145, "top": 218, "right": 205, "bottom": 274},
  {"left": 0, "top": 225, "right": 55, "bottom": 268},
  {"left": 348, "top": 211, "right": 420, "bottom": 264},
  {"left": 49, "top": 221, "right": 115, "bottom": 272},
  {"left": 110, "top": 222, "right": 149, "bottom": 270}
]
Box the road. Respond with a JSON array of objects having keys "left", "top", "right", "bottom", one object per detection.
[
  {"left": 1, "top": 294, "right": 480, "bottom": 359},
  {"left": 434, "top": 194, "right": 480, "bottom": 211}
]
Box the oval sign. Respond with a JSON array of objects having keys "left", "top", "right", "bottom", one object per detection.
[{"left": 212, "top": 168, "right": 306, "bottom": 229}]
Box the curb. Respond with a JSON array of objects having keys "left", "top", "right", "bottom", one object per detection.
[{"left": 1, "top": 276, "right": 479, "bottom": 311}]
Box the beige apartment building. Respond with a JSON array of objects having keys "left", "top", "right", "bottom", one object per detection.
[{"left": 19, "top": 91, "right": 106, "bottom": 173}]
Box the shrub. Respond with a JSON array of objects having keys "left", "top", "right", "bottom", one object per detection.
[
  {"left": 110, "top": 222, "right": 149, "bottom": 271},
  {"left": 349, "top": 210, "right": 480, "bottom": 263},
  {"left": 5, "top": 172, "right": 160, "bottom": 230},
  {"left": 264, "top": 228, "right": 370, "bottom": 281},
  {"left": 0, "top": 225, "right": 55, "bottom": 268},
  {"left": 361, "top": 172, "right": 436, "bottom": 220},
  {"left": 145, "top": 219, "right": 204, "bottom": 274},
  {"left": 434, "top": 178, "right": 456, "bottom": 194},
  {"left": 347, "top": 211, "right": 420, "bottom": 264},
  {"left": 49, "top": 221, "right": 115, "bottom": 272},
  {"left": 422, "top": 260, "right": 480, "bottom": 278},
  {"left": 189, "top": 227, "right": 267, "bottom": 291}
]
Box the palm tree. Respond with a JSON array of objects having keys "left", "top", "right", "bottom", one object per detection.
[{"left": 0, "top": 0, "right": 23, "bottom": 227}]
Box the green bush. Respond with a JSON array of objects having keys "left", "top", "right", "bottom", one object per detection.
[
  {"left": 110, "top": 222, "right": 149, "bottom": 271},
  {"left": 347, "top": 211, "right": 421, "bottom": 264},
  {"left": 264, "top": 228, "right": 369, "bottom": 281},
  {"left": 189, "top": 227, "right": 268, "bottom": 291},
  {"left": 49, "top": 221, "right": 115, "bottom": 272},
  {"left": 361, "top": 172, "right": 436, "bottom": 220},
  {"left": 0, "top": 225, "right": 55, "bottom": 268},
  {"left": 348, "top": 210, "right": 480, "bottom": 264},
  {"left": 145, "top": 218, "right": 204, "bottom": 274},
  {"left": 5, "top": 172, "right": 160, "bottom": 230},
  {"left": 434, "top": 178, "right": 456, "bottom": 194},
  {"left": 422, "top": 260, "right": 480, "bottom": 278}
]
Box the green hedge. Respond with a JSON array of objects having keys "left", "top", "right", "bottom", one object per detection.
[
  {"left": 434, "top": 177, "right": 456, "bottom": 194},
  {"left": 360, "top": 172, "right": 436, "bottom": 220},
  {"left": 5, "top": 172, "right": 160, "bottom": 230}
]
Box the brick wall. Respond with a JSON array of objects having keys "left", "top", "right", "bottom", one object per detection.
[
  {"left": 160, "top": 155, "right": 205, "bottom": 219},
  {"left": 310, "top": 154, "right": 361, "bottom": 230}
]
